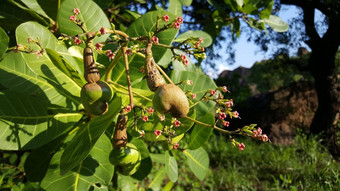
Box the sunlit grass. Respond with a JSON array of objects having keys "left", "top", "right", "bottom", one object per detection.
[{"left": 174, "top": 131, "right": 340, "bottom": 191}]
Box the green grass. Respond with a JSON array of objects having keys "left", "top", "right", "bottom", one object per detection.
[{"left": 174, "top": 132, "right": 340, "bottom": 191}]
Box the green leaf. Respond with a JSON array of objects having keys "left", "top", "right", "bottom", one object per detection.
[
  {"left": 0, "top": 26, "right": 9, "bottom": 59},
  {"left": 166, "top": 151, "right": 178, "bottom": 182},
  {"left": 57, "top": 0, "right": 111, "bottom": 44},
  {"left": 25, "top": 135, "right": 67, "bottom": 182},
  {"left": 0, "top": 1, "right": 38, "bottom": 31},
  {"left": 118, "top": 175, "right": 139, "bottom": 190},
  {"left": 41, "top": 134, "right": 114, "bottom": 191},
  {"left": 157, "top": 49, "right": 172, "bottom": 68},
  {"left": 235, "top": 0, "right": 243, "bottom": 9},
  {"left": 187, "top": 113, "right": 215, "bottom": 150},
  {"left": 16, "top": 21, "right": 82, "bottom": 108},
  {"left": 6, "top": 0, "right": 49, "bottom": 26},
  {"left": 19, "top": 0, "right": 52, "bottom": 19},
  {"left": 183, "top": 147, "right": 209, "bottom": 181},
  {"left": 0, "top": 52, "right": 78, "bottom": 109},
  {"left": 131, "top": 138, "right": 152, "bottom": 181},
  {"left": 174, "top": 30, "right": 213, "bottom": 47},
  {"left": 60, "top": 97, "right": 122, "bottom": 174},
  {"left": 170, "top": 71, "right": 216, "bottom": 118},
  {"left": 0, "top": 90, "right": 82, "bottom": 150},
  {"left": 263, "top": 15, "right": 289, "bottom": 32},
  {"left": 150, "top": 153, "right": 166, "bottom": 164},
  {"left": 179, "top": 0, "right": 193, "bottom": 6},
  {"left": 45, "top": 48, "right": 86, "bottom": 87},
  {"left": 169, "top": 0, "right": 182, "bottom": 16},
  {"left": 148, "top": 166, "right": 167, "bottom": 190}
]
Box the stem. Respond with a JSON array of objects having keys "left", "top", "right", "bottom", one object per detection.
[
  {"left": 184, "top": 116, "right": 240, "bottom": 135},
  {"left": 134, "top": 51, "right": 174, "bottom": 85},
  {"left": 108, "top": 81, "right": 153, "bottom": 102},
  {"left": 155, "top": 64, "right": 174, "bottom": 85},
  {"left": 105, "top": 47, "right": 123, "bottom": 81},
  {"left": 122, "top": 45, "right": 134, "bottom": 106}
]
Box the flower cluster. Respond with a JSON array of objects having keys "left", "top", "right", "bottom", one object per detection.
[
  {"left": 181, "top": 54, "right": 189, "bottom": 66},
  {"left": 174, "top": 16, "right": 183, "bottom": 29},
  {"left": 252, "top": 127, "right": 269, "bottom": 142},
  {"left": 69, "top": 8, "right": 81, "bottom": 23}
]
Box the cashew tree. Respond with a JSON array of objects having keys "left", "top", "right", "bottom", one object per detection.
[{"left": 0, "top": 0, "right": 287, "bottom": 189}]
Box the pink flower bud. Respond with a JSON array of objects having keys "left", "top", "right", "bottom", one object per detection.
[
  {"left": 126, "top": 105, "right": 132, "bottom": 112},
  {"left": 153, "top": 130, "right": 162, "bottom": 136},
  {"left": 232, "top": 111, "right": 239, "bottom": 118},
  {"left": 162, "top": 15, "right": 169, "bottom": 22},
  {"left": 238, "top": 143, "right": 245, "bottom": 151},
  {"left": 219, "top": 112, "right": 227, "bottom": 120},
  {"left": 159, "top": 114, "right": 165, "bottom": 121},
  {"left": 73, "top": 37, "right": 81, "bottom": 45},
  {"left": 174, "top": 120, "right": 181, "bottom": 127},
  {"left": 73, "top": 8, "right": 80, "bottom": 15},
  {"left": 173, "top": 143, "right": 179, "bottom": 150},
  {"left": 174, "top": 21, "right": 180, "bottom": 29},
  {"left": 199, "top": 37, "right": 204, "bottom": 43},
  {"left": 183, "top": 59, "right": 189, "bottom": 66},
  {"left": 148, "top": 107, "right": 154, "bottom": 115},
  {"left": 142, "top": 115, "right": 148, "bottom": 122},
  {"left": 108, "top": 52, "right": 115, "bottom": 61},
  {"left": 125, "top": 49, "right": 132, "bottom": 55},
  {"left": 95, "top": 42, "right": 103, "bottom": 50},
  {"left": 100, "top": 27, "right": 106, "bottom": 35},
  {"left": 36, "top": 50, "right": 42, "bottom": 58},
  {"left": 191, "top": 94, "right": 197, "bottom": 99},
  {"left": 210, "top": 90, "right": 216, "bottom": 96},
  {"left": 177, "top": 16, "right": 183, "bottom": 24},
  {"left": 69, "top": 15, "right": 77, "bottom": 21},
  {"left": 222, "top": 86, "right": 228, "bottom": 92},
  {"left": 151, "top": 36, "right": 159, "bottom": 44},
  {"left": 223, "top": 121, "right": 230, "bottom": 127},
  {"left": 181, "top": 54, "right": 187, "bottom": 61},
  {"left": 261, "top": 134, "right": 269, "bottom": 142}
]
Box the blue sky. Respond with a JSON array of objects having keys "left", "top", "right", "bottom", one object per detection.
[{"left": 207, "top": 5, "right": 324, "bottom": 78}]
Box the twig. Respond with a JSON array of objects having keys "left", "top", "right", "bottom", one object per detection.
[{"left": 122, "top": 45, "right": 134, "bottom": 107}]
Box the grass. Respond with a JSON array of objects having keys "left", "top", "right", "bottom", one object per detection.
[{"left": 174, "top": 131, "right": 340, "bottom": 191}]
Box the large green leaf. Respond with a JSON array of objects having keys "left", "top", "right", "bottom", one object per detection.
[
  {"left": 60, "top": 97, "right": 122, "bottom": 174},
  {"left": 110, "top": 10, "right": 178, "bottom": 87},
  {"left": 24, "top": 135, "right": 67, "bottom": 182},
  {"left": 19, "top": 0, "right": 52, "bottom": 19},
  {"left": 58, "top": 0, "right": 110, "bottom": 44},
  {"left": 187, "top": 113, "right": 215, "bottom": 150},
  {"left": 0, "top": 1, "right": 38, "bottom": 31},
  {"left": 0, "top": 26, "right": 9, "bottom": 59},
  {"left": 183, "top": 147, "right": 209, "bottom": 181},
  {"left": 0, "top": 52, "right": 79, "bottom": 109},
  {"left": 148, "top": 166, "right": 167, "bottom": 191},
  {"left": 0, "top": 90, "right": 82, "bottom": 150},
  {"left": 170, "top": 71, "right": 216, "bottom": 118},
  {"left": 166, "top": 151, "right": 178, "bottom": 182},
  {"left": 263, "top": 15, "right": 289, "bottom": 32},
  {"left": 16, "top": 21, "right": 82, "bottom": 108},
  {"left": 174, "top": 30, "right": 213, "bottom": 47},
  {"left": 169, "top": 0, "right": 182, "bottom": 16},
  {"left": 45, "top": 48, "right": 86, "bottom": 87},
  {"left": 41, "top": 134, "right": 114, "bottom": 191},
  {"left": 179, "top": 0, "right": 192, "bottom": 6},
  {"left": 131, "top": 138, "right": 152, "bottom": 181}
]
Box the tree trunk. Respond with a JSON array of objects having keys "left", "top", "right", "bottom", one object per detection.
[{"left": 309, "top": 40, "right": 340, "bottom": 158}]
